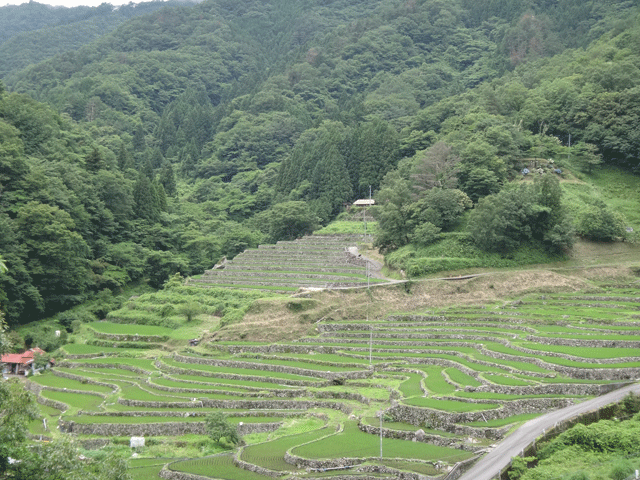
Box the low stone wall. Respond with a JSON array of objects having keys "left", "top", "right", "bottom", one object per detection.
[
  {"left": 155, "top": 360, "right": 323, "bottom": 387},
  {"left": 57, "top": 360, "right": 154, "bottom": 375},
  {"left": 442, "top": 423, "right": 511, "bottom": 440},
  {"left": 80, "top": 438, "right": 111, "bottom": 449},
  {"left": 52, "top": 369, "right": 119, "bottom": 392},
  {"left": 443, "top": 454, "right": 482, "bottom": 480},
  {"left": 526, "top": 335, "right": 640, "bottom": 348},
  {"left": 118, "top": 398, "right": 353, "bottom": 414},
  {"left": 389, "top": 397, "right": 574, "bottom": 428},
  {"left": 76, "top": 410, "right": 304, "bottom": 419},
  {"left": 471, "top": 381, "right": 630, "bottom": 396},
  {"left": 59, "top": 419, "right": 281, "bottom": 437},
  {"left": 25, "top": 380, "right": 69, "bottom": 412},
  {"left": 88, "top": 328, "right": 169, "bottom": 343},
  {"left": 357, "top": 422, "right": 483, "bottom": 452},
  {"left": 172, "top": 354, "right": 372, "bottom": 381},
  {"left": 234, "top": 450, "right": 285, "bottom": 478},
  {"left": 160, "top": 467, "right": 211, "bottom": 480}
]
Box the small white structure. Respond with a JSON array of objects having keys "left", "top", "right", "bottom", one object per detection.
[
  {"left": 130, "top": 437, "right": 145, "bottom": 448},
  {"left": 353, "top": 199, "right": 375, "bottom": 207}
]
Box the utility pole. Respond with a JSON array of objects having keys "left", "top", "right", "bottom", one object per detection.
[
  {"left": 379, "top": 409, "right": 383, "bottom": 458},
  {"left": 369, "top": 322, "right": 372, "bottom": 366}
]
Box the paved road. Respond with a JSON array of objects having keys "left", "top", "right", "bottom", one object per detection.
[{"left": 457, "top": 382, "right": 640, "bottom": 480}]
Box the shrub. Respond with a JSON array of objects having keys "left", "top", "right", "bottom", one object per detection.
[
  {"left": 575, "top": 203, "right": 627, "bottom": 241},
  {"left": 609, "top": 459, "right": 634, "bottom": 480}
]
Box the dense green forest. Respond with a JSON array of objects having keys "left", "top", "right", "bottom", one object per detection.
[
  {"left": 1, "top": 0, "right": 640, "bottom": 326},
  {"left": 0, "top": 0, "right": 197, "bottom": 78}
]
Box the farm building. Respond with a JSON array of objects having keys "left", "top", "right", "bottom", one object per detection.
[{"left": 1, "top": 347, "right": 46, "bottom": 375}]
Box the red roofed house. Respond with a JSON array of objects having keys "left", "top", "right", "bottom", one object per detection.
[{"left": 1, "top": 347, "right": 46, "bottom": 375}]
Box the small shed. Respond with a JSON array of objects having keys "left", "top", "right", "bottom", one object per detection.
[{"left": 352, "top": 199, "right": 375, "bottom": 207}]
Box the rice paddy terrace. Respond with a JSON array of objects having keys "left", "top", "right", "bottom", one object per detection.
[
  {"left": 186, "top": 234, "right": 388, "bottom": 293},
  {"left": 26, "top": 278, "right": 640, "bottom": 480}
]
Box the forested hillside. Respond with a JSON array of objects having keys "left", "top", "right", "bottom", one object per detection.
[
  {"left": 1, "top": 0, "right": 640, "bottom": 326},
  {"left": 0, "top": 0, "right": 198, "bottom": 78}
]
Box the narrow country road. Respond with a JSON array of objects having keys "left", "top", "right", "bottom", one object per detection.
[{"left": 457, "top": 382, "right": 640, "bottom": 480}]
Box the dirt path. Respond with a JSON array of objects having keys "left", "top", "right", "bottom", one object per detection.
[
  {"left": 457, "top": 382, "right": 640, "bottom": 480},
  {"left": 346, "top": 246, "right": 390, "bottom": 280}
]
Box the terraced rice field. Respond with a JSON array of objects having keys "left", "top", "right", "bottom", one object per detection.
[
  {"left": 186, "top": 234, "right": 384, "bottom": 293},
  {"left": 25, "top": 280, "right": 640, "bottom": 479}
]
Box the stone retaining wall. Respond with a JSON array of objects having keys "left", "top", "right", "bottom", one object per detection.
[
  {"left": 88, "top": 328, "right": 169, "bottom": 342},
  {"left": 160, "top": 467, "right": 212, "bottom": 480},
  {"left": 357, "top": 422, "right": 483, "bottom": 452},
  {"left": 172, "top": 354, "right": 371, "bottom": 381},
  {"left": 471, "top": 381, "right": 630, "bottom": 396},
  {"left": 118, "top": 398, "right": 353, "bottom": 414},
  {"left": 25, "top": 381, "right": 69, "bottom": 412},
  {"left": 390, "top": 397, "right": 574, "bottom": 428},
  {"left": 52, "top": 369, "right": 119, "bottom": 392},
  {"left": 58, "top": 419, "right": 281, "bottom": 437},
  {"left": 57, "top": 360, "right": 154, "bottom": 375},
  {"left": 525, "top": 335, "right": 640, "bottom": 348},
  {"left": 76, "top": 410, "right": 304, "bottom": 419},
  {"left": 156, "top": 360, "right": 324, "bottom": 387},
  {"left": 233, "top": 450, "right": 284, "bottom": 477}
]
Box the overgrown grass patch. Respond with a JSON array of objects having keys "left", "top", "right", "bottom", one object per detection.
[{"left": 386, "top": 236, "right": 564, "bottom": 277}]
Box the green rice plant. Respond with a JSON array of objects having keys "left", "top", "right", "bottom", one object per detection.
[
  {"left": 276, "top": 353, "right": 381, "bottom": 365},
  {"left": 57, "top": 366, "right": 140, "bottom": 378},
  {"left": 482, "top": 374, "right": 535, "bottom": 386},
  {"left": 470, "top": 352, "right": 552, "bottom": 374},
  {"left": 62, "top": 344, "right": 123, "bottom": 354},
  {"left": 241, "top": 427, "right": 330, "bottom": 471},
  {"left": 519, "top": 342, "right": 640, "bottom": 359},
  {"left": 402, "top": 397, "right": 499, "bottom": 412},
  {"left": 87, "top": 322, "right": 174, "bottom": 336},
  {"left": 67, "top": 357, "right": 159, "bottom": 371},
  {"left": 291, "top": 421, "right": 474, "bottom": 463},
  {"left": 235, "top": 357, "right": 365, "bottom": 373},
  {"left": 362, "top": 418, "right": 420, "bottom": 432},
  {"left": 129, "top": 464, "right": 165, "bottom": 480},
  {"left": 30, "top": 373, "right": 113, "bottom": 393},
  {"left": 40, "top": 390, "right": 103, "bottom": 411},
  {"left": 397, "top": 373, "right": 424, "bottom": 398},
  {"left": 379, "top": 459, "right": 439, "bottom": 476},
  {"left": 171, "top": 453, "right": 273, "bottom": 479},
  {"left": 454, "top": 391, "right": 585, "bottom": 401},
  {"left": 151, "top": 377, "right": 252, "bottom": 393},
  {"left": 445, "top": 368, "right": 482, "bottom": 388},
  {"left": 170, "top": 374, "right": 300, "bottom": 391},
  {"left": 161, "top": 358, "right": 318, "bottom": 381},
  {"left": 416, "top": 366, "right": 456, "bottom": 396}
]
